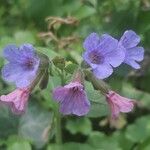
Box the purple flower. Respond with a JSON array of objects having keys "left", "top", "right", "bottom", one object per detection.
[
  {"left": 53, "top": 82, "right": 90, "bottom": 116},
  {"left": 83, "top": 33, "right": 125, "bottom": 79},
  {"left": 119, "top": 30, "right": 144, "bottom": 69},
  {"left": 2, "top": 44, "right": 40, "bottom": 88}
]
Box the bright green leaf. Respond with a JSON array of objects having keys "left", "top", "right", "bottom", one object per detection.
[{"left": 66, "top": 117, "right": 92, "bottom": 135}]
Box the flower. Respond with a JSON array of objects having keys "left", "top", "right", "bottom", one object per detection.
[
  {"left": 53, "top": 82, "right": 90, "bottom": 116},
  {"left": 119, "top": 30, "right": 144, "bottom": 69},
  {"left": 106, "top": 91, "right": 135, "bottom": 119},
  {"left": 2, "top": 44, "right": 40, "bottom": 88},
  {"left": 0, "top": 88, "right": 30, "bottom": 114},
  {"left": 83, "top": 33, "right": 125, "bottom": 79}
]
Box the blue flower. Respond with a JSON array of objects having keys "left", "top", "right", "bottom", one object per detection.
[
  {"left": 119, "top": 30, "right": 144, "bottom": 69},
  {"left": 2, "top": 44, "right": 40, "bottom": 88},
  {"left": 83, "top": 33, "right": 125, "bottom": 79}
]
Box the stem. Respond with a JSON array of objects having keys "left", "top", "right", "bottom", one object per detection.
[
  {"left": 55, "top": 106, "right": 62, "bottom": 145},
  {"left": 60, "top": 70, "right": 65, "bottom": 86},
  {"left": 84, "top": 69, "right": 110, "bottom": 94},
  {"left": 55, "top": 69, "right": 65, "bottom": 147}
]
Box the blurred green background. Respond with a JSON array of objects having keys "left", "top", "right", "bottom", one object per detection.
[{"left": 0, "top": 0, "right": 150, "bottom": 149}]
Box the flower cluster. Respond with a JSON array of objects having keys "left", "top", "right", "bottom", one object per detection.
[
  {"left": 0, "top": 44, "right": 44, "bottom": 114},
  {"left": 83, "top": 30, "right": 144, "bottom": 79},
  {"left": 0, "top": 30, "right": 144, "bottom": 119}
]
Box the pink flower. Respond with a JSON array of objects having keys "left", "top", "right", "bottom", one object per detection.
[
  {"left": 0, "top": 88, "right": 30, "bottom": 114},
  {"left": 106, "top": 91, "right": 135, "bottom": 119}
]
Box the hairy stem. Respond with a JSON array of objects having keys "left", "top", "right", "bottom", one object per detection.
[{"left": 55, "top": 106, "right": 62, "bottom": 146}]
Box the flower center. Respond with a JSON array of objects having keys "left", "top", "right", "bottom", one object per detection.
[
  {"left": 25, "top": 59, "right": 35, "bottom": 70},
  {"left": 72, "top": 86, "right": 79, "bottom": 92},
  {"left": 89, "top": 51, "right": 103, "bottom": 64}
]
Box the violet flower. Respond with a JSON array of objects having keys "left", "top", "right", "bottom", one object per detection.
[
  {"left": 106, "top": 91, "right": 135, "bottom": 119},
  {"left": 53, "top": 81, "right": 90, "bottom": 116},
  {"left": 2, "top": 44, "right": 40, "bottom": 88},
  {"left": 83, "top": 33, "right": 125, "bottom": 79},
  {"left": 0, "top": 88, "right": 30, "bottom": 114},
  {"left": 119, "top": 30, "right": 144, "bottom": 69}
]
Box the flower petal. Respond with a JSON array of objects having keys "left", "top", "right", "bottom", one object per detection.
[
  {"left": 16, "top": 69, "right": 38, "bottom": 88},
  {"left": 117, "top": 98, "right": 134, "bottom": 113},
  {"left": 2, "top": 63, "right": 38, "bottom": 88},
  {"left": 53, "top": 82, "right": 90, "bottom": 116},
  {"left": 97, "top": 34, "right": 118, "bottom": 55},
  {"left": 11, "top": 98, "right": 27, "bottom": 114},
  {"left": 105, "top": 44, "right": 125, "bottom": 67},
  {"left": 60, "top": 90, "right": 90, "bottom": 116},
  {"left": 52, "top": 86, "right": 69, "bottom": 102},
  {"left": 82, "top": 51, "right": 99, "bottom": 69},
  {"left": 125, "top": 46, "right": 144, "bottom": 62},
  {"left": 93, "top": 64, "right": 113, "bottom": 79},
  {"left": 119, "top": 30, "right": 140, "bottom": 49},
  {"left": 83, "top": 33, "right": 100, "bottom": 51},
  {"left": 107, "top": 91, "right": 135, "bottom": 118},
  {"left": 124, "top": 60, "right": 141, "bottom": 69},
  {"left": 19, "top": 44, "right": 36, "bottom": 58},
  {"left": 3, "top": 44, "right": 21, "bottom": 63},
  {"left": 0, "top": 88, "right": 29, "bottom": 114},
  {"left": 109, "top": 100, "right": 120, "bottom": 118},
  {"left": 2, "top": 63, "right": 24, "bottom": 82},
  {"left": 3, "top": 44, "right": 38, "bottom": 64},
  {"left": 72, "top": 91, "right": 90, "bottom": 116}
]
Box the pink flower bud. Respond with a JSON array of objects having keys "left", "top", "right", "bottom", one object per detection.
[
  {"left": 0, "top": 88, "right": 30, "bottom": 114},
  {"left": 106, "top": 91, "right": 135, "bottom": 119}
]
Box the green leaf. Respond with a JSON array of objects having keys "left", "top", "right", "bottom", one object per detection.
[
  {"left": 69, "top": 51, "right": 82, "bottom": 64},
  {"left": 85, "top": 81, "right": 109, "bottom": 118},
  {"left": 87, "top": 102, "right": 108, "bottom": 118},
  {"left": 87, "top": 132, "right": 122, "bottom": 150},
  {"left": 37, "top": 47, "right": 58, "bottom": 59},
  {"left": 7, "top": 137, "right": 31, "bottom": 150},
  {"left": 0, "top": 105, "right": 19, "bottom": 138},
  {"left": 66, "top": 117, "right": 92, "bottom": 135},
  {"left": 47, "top": 142, "right": 94, "bottom": 150},
  {"left": 121, "top": 82, "right": 150, "bottom": 107},
  {"left": 19, "top": 102, "right": 54, "bottom": 149},
  {"left": 114, "top": 132, "right": 134, "bottom": 150},
  {"left": 65, "top": 62, "right": 78, "bottom": 74},
  {"left": 125, "top": 116, "right": 150, "bottom": 143},
  {"left": 40, "top": 76, "right": 61, "bottom": 110}
]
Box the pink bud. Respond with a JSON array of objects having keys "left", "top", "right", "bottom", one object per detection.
[
  {"left": 0, "top": 88, "right": 30, "bottom": 114},
  {"left": 106, "top": 91, "right": 135, "bottom": 119}
]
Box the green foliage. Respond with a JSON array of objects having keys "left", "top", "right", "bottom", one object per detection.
[
  {"left": 47, "top": 142, "right": 93, "bottom": 150},
  {"left": 0, "top": 0, "right": 150, "bottom": 149},
  {"left": 7, "top": 136, "right": 31, "bottom": 150},
  {"left": 125, "top": 116, "right": 150, "bottom": 143},
  {"left": 87, "top": 132, "right": 122, "bottom": 150},
  {"left": 19, "top": 102, "right": 54, "bottom": 148},
  {"left": 66, "top": 117, "right": 92, "bottom": 135}
]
